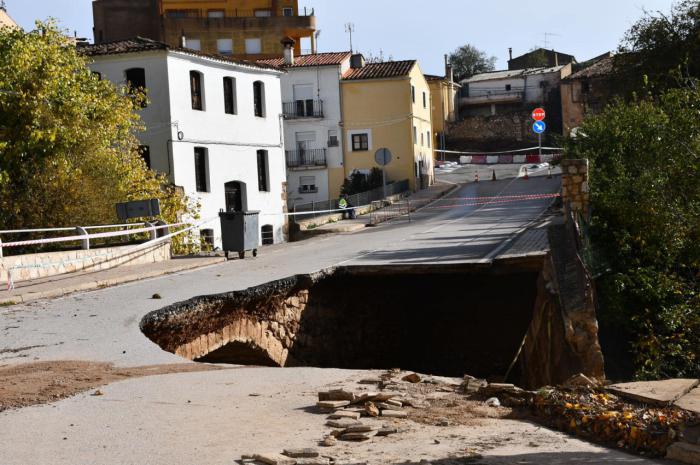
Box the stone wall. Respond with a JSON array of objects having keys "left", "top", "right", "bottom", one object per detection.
[
  {"left": 447, "top": 111, "right": 538, "bottom": 151},
  {"left": 0, "top": 242, "right": 171, "bottom": 283},
  {"left": 561, "top": 158, "right": 590, "bottom": 217}
]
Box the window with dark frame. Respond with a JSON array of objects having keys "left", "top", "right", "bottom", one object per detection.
[
  {"left": 257, "top": 150, "right": 269, "bottom": 192},
  {"left": 138, "top": 145, "right": 151, "bottom": 169},
  {"left": 125, "top": 68, "right": 147, "bottom": 107},
  {"left": 581, "top": 80, "right": 591, "bottom": 94},
  {"left": 427, "top": 132, "right": 431, "bottom": 148},
  {"left": 190, "top": 71, "right": 203, "bottom": 111},
  {"left": 253, "top": 81, "right": 265, "bottom": 117},
  {"left": 505, "top": 84, "right": 512, "bottom": 91},
  {"left": 282, "top": 7, "right": 294, "bottom": 16},
  {"left": 411, "top": 85, "right": 415, "bottom": 103},
  {"left": 223, "top": 77, "right": 237, "bottom": 114},
  {"left": 423, "top": 91, "right": 427, "bottom": 108},
  {"left": 351, "top": 133, "right": 369, "bottom": 151},
  {"left": 194, "top": 147, "right": 208, "bottom": 192}
]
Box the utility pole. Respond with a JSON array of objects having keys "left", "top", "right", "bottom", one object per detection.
[{"left": 345, "top": 23, "right": 355, "bottom": 53}]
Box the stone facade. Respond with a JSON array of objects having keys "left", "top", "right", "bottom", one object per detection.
[
  {"left": 447, "top": 110, "right": 539, "bottom": 151},
  {"left": 0, "top": 242, "right": 171, "bottom": 284},
  {"left": 561, "top": 158, "right": 590, "bottom": 218}
]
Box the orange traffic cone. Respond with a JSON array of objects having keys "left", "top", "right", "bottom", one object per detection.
[
  {"left": 492, "top": 169, "right": 497, "bottom": 181},
  {"left": 523, "top": 167, "right": 529, "bottom": 180}
]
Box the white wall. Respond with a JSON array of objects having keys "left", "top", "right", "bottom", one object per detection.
[
  {"left": 279, "top": 63, "right": 346, "bottom": 204},
  {"left": 89, "top": 50, "right": 288, "bottom": 248}
]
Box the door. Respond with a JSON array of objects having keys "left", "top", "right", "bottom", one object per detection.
[
  {"left": 225, "top": 181, "right": 245, "bottom": 212},
  {"left": 293, "top": 84, "right": 314, "bottom": 117}
]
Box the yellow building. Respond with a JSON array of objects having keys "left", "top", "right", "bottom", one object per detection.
[
  {"left": 425, "top": 72, "right": 458, "bottom": 154},
  {"left": 339, "top": 58, "right": 435, "bottom": 196},
  {"left": 93, "top": 0, "right": 316, "bottom": 60}
]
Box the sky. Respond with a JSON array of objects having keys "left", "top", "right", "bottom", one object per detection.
[{"left": 6, "top": 0, "right": 675, "bottom": 76}]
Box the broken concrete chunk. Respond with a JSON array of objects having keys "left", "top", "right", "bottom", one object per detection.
[
  {"left": 376, "top": 427, "right": 398, "bottom": 436},
  {"left": 253, "top": 453, "right": 297, "bottom": 465},
  {"left": 375, "top": 402, "right": 403, "bottom": 411},
  {"left": 341, "top": 430, "right": 378, "bottom": 441},
  {"left": 462, "top": 377, "right": 488, "bottom": 394},
  {"left": 317, "top": 400, "right": 351, "bottom": 409},
  {"left": 373, "top": 392, "right": 403, "bottom": 402},
  {"left": 364, "top": 401, "right": 380, "bottom": 417},
  {"left": 326, "top": 419, "right": 363, "bottom": 429},
  {"left": 381, "top": 410, "right": 408, "bottom": 418},
  {"left": 666, "top": 442, "right": 700, "bottom": 463},
  {"left": 385, "top": 399, "right": 403, "bottom": 407},
  {"left": 282, "top": 448, "right": 319, "bottom": 459},
  {"left": 486, "top": 397, "right": 501, "bottom": 407},
  {"left": 343, "top": 424, "right": 379, "bottom": 433},
  {"left": 318, "top": 390, "right": 356, "bottom": 402},
  {"left": 402, "top": 373, "right": 422, "bottom": 383},
  {"left": 320, "top": 436, "right": 337, "bottom": 447},
  {"left": 295, "top": 459, "right": 330, "bottom": 465},
  {"left": 358, "top": 377, "right": 382, "bottom": 385},
  {"left": 328, "top": 410, "right": 361, "bottom": 420}
]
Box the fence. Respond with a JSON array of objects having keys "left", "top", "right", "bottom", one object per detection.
[
  {"left": 369, "top": 199, "right": 412, "bottom": 225},
  {"left": 290, "top": 180, "right": 410, "bottom": 221}
]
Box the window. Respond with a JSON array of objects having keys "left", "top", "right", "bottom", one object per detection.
[
  {"left": 421, "top": 132, "right": 424, "bottom": 146},
  {"left": 352, "top": 133, "right": 369, "bottom": 151},
  {"left": 245, "top": 38, "right": 262, "bottom": 55},
  {"left": 328, "top": 130, "right": 339, "bottom": 147},
  {"left": 299, "top": 175, "right": 317, "bottom": 193},
  {"left": 411, "top": 85, "right": 415, "bottom": 103},
  {"left": 261, "top": 225, "right": 274, "bottom": 245},
  {"left": 253, "top": 81, "right": 265, "bottom": 117},
  {"left": 190, "top": 71, "right": 204, "bottom": 111},
  {"left": 426, "top": 132, "right": 431, "bottom": 148},
  {"left": 282, "top": 7, "right": 294, "bottom": 16},
  {"left": 413, "top": 126, "right": 417, "bottom": 144},
  {"left": 165, "top": 9, "right": 197, "bottom": 18},
  {"left": 581, "top": 80, "right": 591, "bottom": 94},
  {"left": 138, "top": 145, "right": 151, "bottom": 169},
  {"left": 255, "top": 9, "right": 272, "bottom": 17},
  {"left": 293, "top": 83, "right": 314, "bottom": 117},
  {"left": 217, "top": 38, "right": 233, "bottom": 55},
  {"left": 423, "top": 91, "right": 427, "bottom": 108},
  {"left": 208, "top": 10, "right": 224, "bottom": 18},
  {"left": 223, "top": 77, "right": 237, "bottom": 114},
  {"left": 505, "top": 84, "right": 512, "bottom": 91},
  {"left": 194, "top": 147, "right": 208, "bottom": 192},
  {"left": 257, "top": 150, "right": 269, "bottom": 192},
  {"left": 200, "top": 229, "right": 215, "bottom": 248},
  {"left": 186, "top": 38, "right": 201, "bottom": 51},
  {"left": 125, "top": 68, "right": 147, "bottom": 107}
]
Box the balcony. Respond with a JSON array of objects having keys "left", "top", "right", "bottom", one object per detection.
[
  {"left": 286, "top": 148, "right": 327, "bottom": 169},
  {"left": 283, "top": 100, "right": 324, "bottom": 119}
]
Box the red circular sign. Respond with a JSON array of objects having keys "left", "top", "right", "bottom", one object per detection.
[{"left": 532, "top": 108, "right": 546, "bottom": 121}]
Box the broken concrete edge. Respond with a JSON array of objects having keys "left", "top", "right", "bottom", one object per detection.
[
  {"left": 607, "top": 379, "right": 700, "bottom": 407},
  {"left": 667, "top": 442, "right": 700, "bottom": 465},
  {"left": 0, "top": 257, "right": 227, "bottom": 307}
]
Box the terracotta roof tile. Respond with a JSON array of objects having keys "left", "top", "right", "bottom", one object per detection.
[
  {"left": 343, "top": 60, "right": 416, "bottom": 81},
  {"left": 80, "top": 37, "right": 281, "bottom": 72},
  {"left": 566, "top": 56, "right": 614, "bottom": 80},
  {"left": 424, "top": 74, "right": 446, "bottom": 81},
  {"left": 257, "top": 51, "right": 352, "bottom": 68}
]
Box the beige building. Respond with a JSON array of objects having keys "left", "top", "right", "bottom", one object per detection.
[
  {"left": 0, "top": 5, "right": 18, "bottom": 28},
  {"left": 92, "top": 0, "right": 316, "bottom": 60},
  {"left": 340, "top": 58, "right": 435, "bottom": 195}
]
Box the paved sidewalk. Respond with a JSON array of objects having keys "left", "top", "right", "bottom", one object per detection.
[{"left": 0, "top": 255, "right": 226, "bottom": 305}]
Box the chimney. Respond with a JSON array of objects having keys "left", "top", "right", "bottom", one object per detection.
[
  {"left": 180, "top": 30, "right": 186, "bottom": 48},
  {"left": 281, "top": 37, "right": 296, "bottom": 65},
  {"left": 508, "top": 47, "right": 513, "bottom": 61},
  {"left": 444, "top": 54, "right": 453, "bottom": 83},
  {"left": 350, "top": 53, "right": 365, "bottom": 69},
  {"left": 554, "top": 52, "right": 559, "bottom": 66}
]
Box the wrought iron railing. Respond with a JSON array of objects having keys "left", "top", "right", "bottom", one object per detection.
[
  {"left": 285, "top": 148, "right": 327, "bottom": 168},
  {"left": 283, "top": 100, "right": 324, "bottom": 119}
]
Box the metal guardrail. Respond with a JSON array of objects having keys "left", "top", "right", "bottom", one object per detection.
[
  {"left": 0, "top": 222, "right": 174, "bottom": 258},
  {"left": 283, "top": 100, "right": 324, "bottom": 119},
  {"left": 290, "top": 179, "right": 410, "bottom": 221},
  {"left": 286, "top": 148, "right": 327, "bottom": 168},
  {"left": 369, "top": 199, "right": 412, "bottom": 225}
]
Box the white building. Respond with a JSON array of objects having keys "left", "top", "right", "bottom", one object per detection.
[
  {"left": 83, "top": 37, "right": 287, "bottom": 248},
  {"left": 259, "top": 46, "right": 351, "bottom": 206},
  {"left": 459, "top": 64, "right": 572, "bottom": 117}
]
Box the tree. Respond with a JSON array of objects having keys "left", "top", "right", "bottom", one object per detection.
[
  {"left": 563, "top": 87, "right": 700, "bottom": 379},
  {"left": 448, "top": 44, "right": 497, "bottom": 81},
  {"left": 0, "top": 22, "right": 198, "bottom": 253},
  {"left": 340, "top": 168, "right": 383, "bottom": 196},
  {"left": 614, "top": 0, "right": 700, "bottom": 95}
]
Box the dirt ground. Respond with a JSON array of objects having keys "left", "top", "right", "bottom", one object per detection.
[{"left": 0, "top": 360, "right": 219, "bottom": 412}]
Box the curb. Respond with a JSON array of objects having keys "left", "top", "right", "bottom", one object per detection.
[{"left": 0, "top": 257, "right": 227, "bottom": 306}]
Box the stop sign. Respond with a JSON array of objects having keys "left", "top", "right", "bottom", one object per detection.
[{"left": 532, "top": 108, "right": 546, "bottom": 121}]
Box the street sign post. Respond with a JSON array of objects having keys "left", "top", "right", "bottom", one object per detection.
[
  {"left": 532, "top": 109, "right": 547, "bottom": 158},
  {"left": 374, "top": 148, "right": 393, "bottom": 198},
  {"left": 532, "top": 107, "right": 546, "bottom": 121}
]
